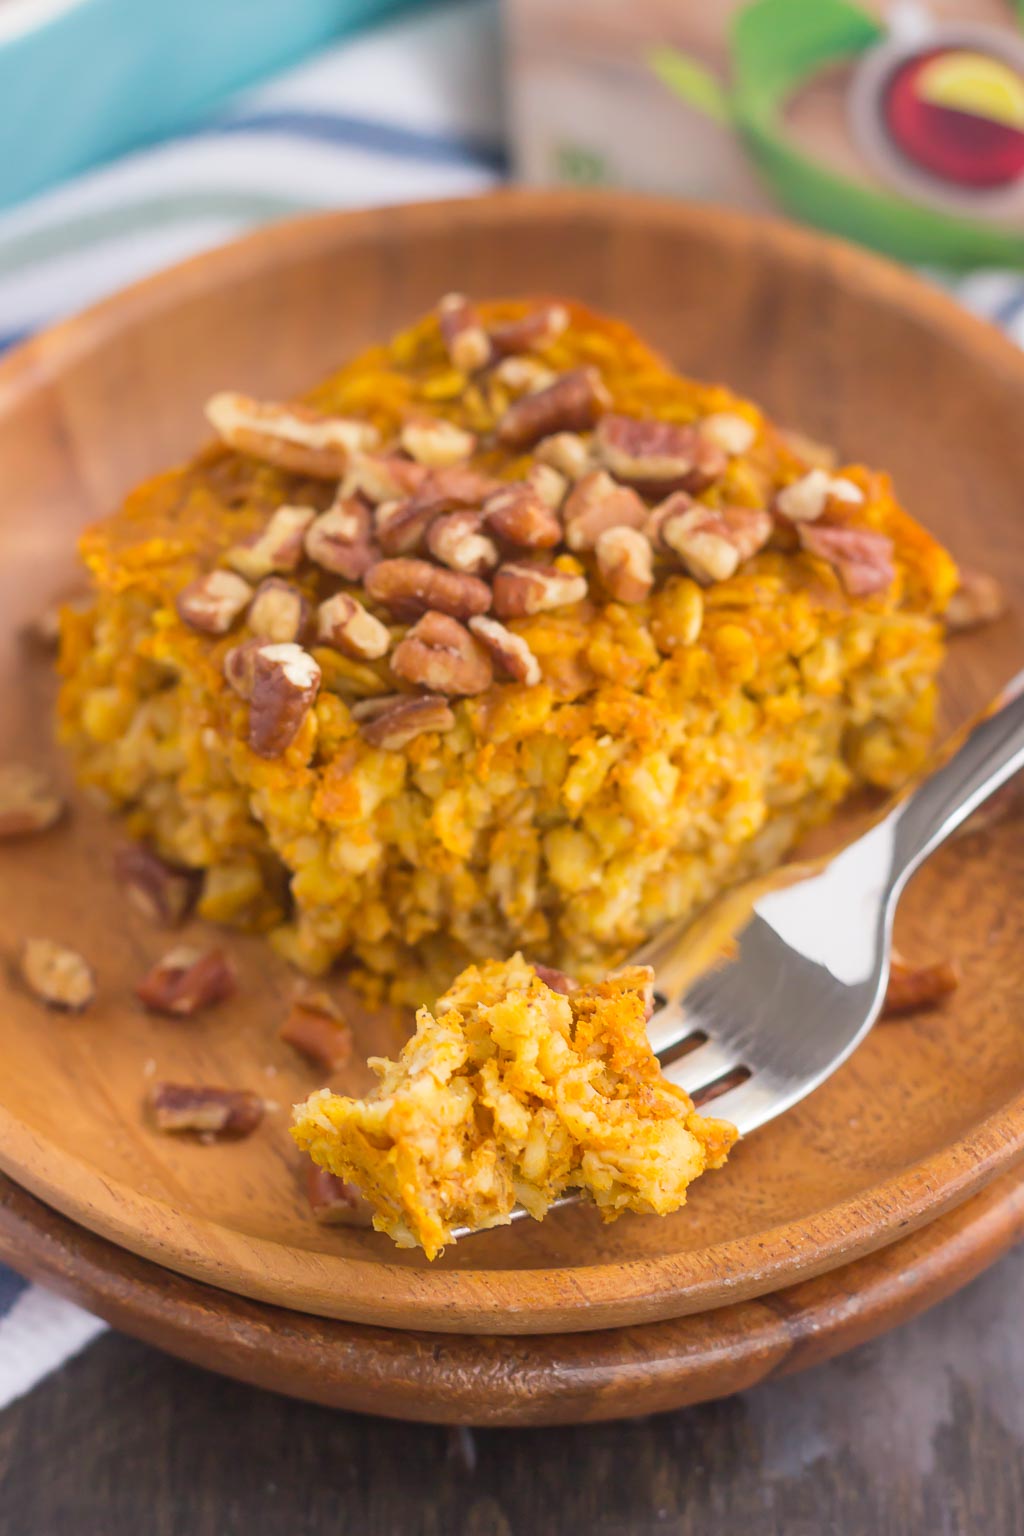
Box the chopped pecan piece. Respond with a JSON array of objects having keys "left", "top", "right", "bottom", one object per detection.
[
  {"left": 645, "top": 490, "right": 694, "bottom": 550},
  {"left": 305, "top": 1164, "right": 374, "bottom": 1226},
  {"left": 365, "top": 558, "right": 491, "bottom": 622},
  {"left": 226, "top": 505, "right": 316, "bottom": 582},
  {"left": 799, "top": 524, "right": 895, "bottom": 597},
  {"left": 175, "top": 569, "right": 253, "bottom": 635},
  {"left": 490, "top": 304, "right": 570, "bottom": 356},
  {"left": 248, "top": 578, "right": 310, "bottom": 644},
  {"left": 316, "top": 593, "right": 391, "bottom": 660},
  {"left": 280, "top": 991, "right": 354, "bottom": 1071},
  {"left": 527, "top": 463, "right": 568, "bottom": 511},
  {"left": 222, "top": 638, "right": 262, "bottom": 699},
  {"left": 391, "top": 610, "right": 493, "bottom": 696},
  {"left": 305, "top": 498, "right": 377, "bottom": 581},
  {"left": 376, "top": 467, "right": 502, "bottom": 557},
  {"left": 356, "top": 693, "right": 456, "bottom": 750},
  {"left": 427, "top": 511, "right": 500, "bottom": 576},
  {"left": 532, "top": 962, "right": 579, "bottom": 995},
  {"left": 20, "top": 938, "right": 95, "bottom": 1012},
  {"left": 563, "top": 470, "right": 647, "bottom": 552},
  {"left": 699, "top": 412, "right": 757, "bottom": 456},
  {"left": 535, "top": 431, "right": 593, "bottom": 480},
  {"left": 483, "top": 482, "right": 562, "bottom": 549},
  {"left": 148, "top": 1082, "right": 264, "bottom": 1139},
  {"left": 135, "top": 946, "right": 236, "bottom": 1016},
  {"left": 113, "top": 844, "right": 201, "bottom": 927},
  {"left": 247, "top": 643, "right": 321, "bottom": 757},
  {"left": 595, "top": 526, "right": 655, "bottom": 604},
  {"left": 492, "top": 562, "right": 588, "bottom": 619},
  {"left": 375, "top": 497, "right": 439, "bottom": 558},
  {"left": 774, "top": 469, "right": 864, "bottom": 523},
  {"left": 497, "top": 367, "right": 610, "bottom": 450},
  {"left": 341, "top": 453, "right": 431, "bottom": 505},
  {"left": 438, "top": 293, "right": 491, "bottom": 374},
  {"left": 399, "top": 418, "right": 476, "bottom": 468},
  {"left": 0, "top": 763, "right": 63, "bottom": 839},
  {"left": 468, "top": 615, "right": 542, "bottom": 686},
  {"left": 662, "top": 504, "right": 772, "bottom": 584},
  {"left": 205, "top": 392, "right": 378, "bottom": 478},
  {"left": 490, "top": 357, "right": 557, "bottom": 395},
  {"left": 945, "top": 568, "right": 1007, "bottom": 633},
  {"left": 882, "top": 951, "right": 960, "bottom": 1019},
  {"left": 596, "top": 414, "right": 727, "bottom": 494}
]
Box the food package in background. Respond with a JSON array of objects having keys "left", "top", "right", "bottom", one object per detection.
[{"left": 504, "top": 0, "right": 1024, "bottom": 270}]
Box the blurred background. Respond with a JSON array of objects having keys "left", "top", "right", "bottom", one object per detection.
[{"left": 0, "top": 0, "right": 1019, "bottom": 355}]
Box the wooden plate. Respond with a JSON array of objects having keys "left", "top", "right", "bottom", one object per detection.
[
  {"left": 0, "top": 191, "right": 1023, "bottom": 1335},
  {"left": 3, "top": 1163, "right": 1024, "bottom": 1425}
]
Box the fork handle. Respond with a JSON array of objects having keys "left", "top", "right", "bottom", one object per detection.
[{"left": 887, "top": 668, "right": 1024, "bottom": 895}]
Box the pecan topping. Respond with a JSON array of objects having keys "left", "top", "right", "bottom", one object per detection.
[
  {"left": 490, "top": 303, "right": 569, "bottom": 356},
  {"left": 596, "top": 414, "right": 727, "bottom": 493},
  {"left": 305, "top": 498, "right": 377, "bottom": 581},
  {"left": 527, "top": 463, "right": 568, "bottom": 511},
  {"left": 316, "top": 593, "right": 391, "bottom": 660},
  {"left": 469, "top": 615, "right": 541, "bottom": 685},
  {"left": 699, "top": 412, "right": 757, "bottom": 456},
  {"left": 483, "top": 483, "right": 562, "bottom": 549},
  {"left": 376, "top": 467, "right": 502, "bottom": 558},
  {"left": 205, "top": 392, "right": 378, "bottom": 478},
  {"left": 645, "top": 490, "right": 694, "bottom": 550},
  {"left": 661, "top": 505, "right": 772, "bottom": 584},
  {"left": 532, "top": 962, "right": 579, "bottom": 995},
  {"left": 175, "top": 569, "right": 252, "bottom": 634},
  {"left": 20, "top": 938, "right": 95, "bottom": 1012},
  {"left": 535, "top": 431, "right": 593, "bottom": 480},
  {"left": 399, "top": 418, "right": 476, "bottom": 468},
  {"left": 427, "top": 511, "right": 500, "bottom": 576},
  {"left": 563, "top": 470, "right": 647, "bottom": 552},
  {"left": 135, "top": 945, "right": 236, "bottom": 1016},
  {"left": 247, "top": 643, "right": 321, "bottom": 757},
  {"left": 595, "top": 526, "right": 655, "bottom": 604},
  {"left": 305, "top": 1164, "right": 374, "bottom": 1226},
  {"left": 775, "top": 469, "right": 864, "bottom": 523},
  {"left": 365, "top": 558, "right": 491, "bottom": 622},
  {"left": 0, "top": 763, "right": 64, "bottom": 839},
  {"left": 355, "top": 693, "right": 456, "bottom": 750},
  {"left": 280, "top": 991, "right": 354, "bottom": 1071},
  {"left": 438, "top": 292, "right": 491, "bottom": 374},
  {"left": 226, "top": 505, "right": 316, "bottom": 582},
  {"left": 148, "top": 1082, "right": 264, "bottom": 1139},
  {"left": 799, "top": 524, "right": 895, "bottom": 597},
  {"left": 113, "top": 844, "right": 201, "bottom": 927},
  {"left": 497, "top": 367, "right": 610, "bottom": 449},
  {"left": 341, "top": 453, "right": 430, "bottom": 505},
  {"left": 391, "top": 610, "right": 493, "bottom": 696},
  {"left": 492, "top": 562, "right": 588, "bottom": 619},
  {"left": 490, "top": 357, "right": 557, "bottom": 395},
  {"left": 248, "top": 578, "right": 310, "bottom": 644},
  {"left": 882, "top": 951, "right": 959, "bottom": 1019},
  {"left": 222, "top": 638, "right": 262, "bottom": 699},
  {"left": 945, "top": 568, "right": 1007, "bottom": 633},
  {"left": 374, "top": 496, "right": 439, "bottom": 558}
]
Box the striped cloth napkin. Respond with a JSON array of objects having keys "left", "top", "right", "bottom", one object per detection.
[{"left": 0, "top": 0, "right": 1020, "bottom": 1413}]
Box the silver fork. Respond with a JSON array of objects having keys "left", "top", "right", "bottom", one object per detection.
[{"left": 457, "top": 671, "right": 1024, "bottom": 1237}]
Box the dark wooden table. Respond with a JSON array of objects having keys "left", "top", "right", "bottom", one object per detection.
[{"left": 1, "top": 1242, "right": 1021, "bottom": 1536}]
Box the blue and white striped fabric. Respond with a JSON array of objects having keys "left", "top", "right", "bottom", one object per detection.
[{"left": 0, "top": 0, "right": 1021, "bottom": 1411}]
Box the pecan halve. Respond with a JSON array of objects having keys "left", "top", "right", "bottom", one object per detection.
[
  {"left": 399, "top": 418, "right": 476, "bottom": 469},
  {"left": 595, "top": 526, "right": 655, "bottom": 603},
  {"left": 595, "top": 414, "right": 727, "bottom": 494},
  {"left": 247, "top": 643, "right": 322, "bottom": 757},
  {"left": 341, "top": 453, "right": 431, "bottom": 505},
  {"left": 438, "top": 292, "right": 491, "bottom": 374},
  {"left": 175, "top": 569, "right": 253, "bottom": 634},
  {"left": 532, "top": 962, "right": 579, "bottom": 995},
  {"left": 699, "top": 412, "right": 757, "bottom": 456},
  {"left": 483, "top": 483, "right": 562, "bottom": 549},
  {"left": 135, "top": 945, "right": 236, "bottom": 1016},
  {"left": 148, "top": 1081, "right": 264, "bottom": 1138},
  {"left": 365, "top": 558, "right": 491, "bottom": 622},
  {"left": 280, "top": 991, "right": 354, "bottom": 1071},
  {"left": 316, "top": 593, "right": 391, "bottom": 660},
  {"left": 527, "top": 462, "right": 568, "bottom": 512},
  {"left": 775, "top": 469, "right": 864, "bottom": 524},
  {"left": 248, "top": 578, "right": 310, "bottom": 644},
  {"left": 562, "top": 470, "right": 647, "bottom": 552},
  {"left": 497, "top": 367, "right": 610, "bottom": 450},
  {"left": 490, "top": 303, "right": 569, "bottom": 357},
  {"left": 0, "top": 763, "right": 63, "bottom": 839},
  {"left": 427, "top": 511, "right": 500, "bottom": 576},
  {"left": 305, "top": 1164, "right": 374, "bottom": 1226},
  {"left": 391, "top": 610, "right": 493, "bottom": 696},
  {"left": 225, "top": 505, "right": 316, "bottom": 582},
  {"left": 113, "top": 844, "right": 201, "bottom": 927},
  {"left": 468, "top": 615, "right": 541, "bottom": 686},
  {"left": 20, "top": 938, "right": 95, "bottom": 1012},
  {"left": 492, "top": 562, "right": 588, "bottom": 619},
  {"left": 205, "top": 392, "right": 378, "bottom": 478},
  {"left": 535, "top": 431, "right": 593, "bottom": 480},
  {"left": 305, "top": 498, "right": 377, "bottom": 581},
  {"left": 357, "top": 693, "right": 456, "bottom": 750},
  {"left": 882, "top": 951, "right": 960, "bottom": 1019},
  {"left": 799, "top": 524, "right": 895, "bottom": 597},
  {"left": 945, "top": 568, "right": 1007, "bottom": 633}
]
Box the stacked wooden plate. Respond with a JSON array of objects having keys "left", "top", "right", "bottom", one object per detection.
[{"left": 1, "top": 193, "right": 1022, "bottom": 1424}]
